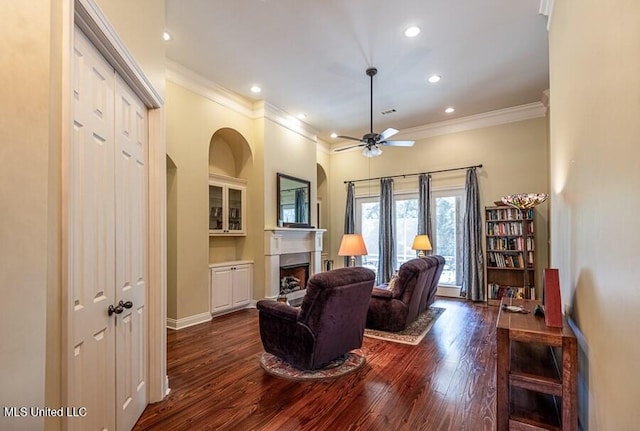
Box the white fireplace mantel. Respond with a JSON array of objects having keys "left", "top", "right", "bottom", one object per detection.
[{"left": 264, "top": 228, "right": 326, "bottom": 298}]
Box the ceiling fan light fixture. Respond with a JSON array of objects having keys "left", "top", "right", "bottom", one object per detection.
[{"left": 362, "top": 145, "right": 383, "bottom": 158}]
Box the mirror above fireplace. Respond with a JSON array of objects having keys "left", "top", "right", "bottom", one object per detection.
[{"left": 277, "top": 173, "right": 311, "bottom": 227}]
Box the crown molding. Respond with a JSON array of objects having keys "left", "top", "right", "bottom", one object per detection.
[
  {"left": 315, "top": 138, "right": 332, "bottom": 155},
  {"left": 166, "top": 61, "right": 318, "bottom": 142},
  {"left": 539, "top": 0, "right": 555, "bottom": 31},
  {"left": 166, "top": 60, "right": 255, "bottom": 118},
  {"left": 255, "top": 101, "right": 318, "bottom": 143},
  {"left": 393, "top": 102, "right": 546, "bottom": 142}
]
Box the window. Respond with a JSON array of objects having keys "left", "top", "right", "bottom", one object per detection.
[{"left": 355, "top": 186, "right": 465, "bottom": 287}]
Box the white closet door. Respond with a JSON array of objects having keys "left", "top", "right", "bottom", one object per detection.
[
  {"left": 69, "top": 26, "right": 148, "bottom": 431},
  {"left": 69, "top": 27, "right": 117, "bottom": 431},
  {"left": 114, "top": 74, "right": 148, "bottom": 431}
]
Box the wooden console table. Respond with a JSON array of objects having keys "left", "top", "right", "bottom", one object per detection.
[{"left": 496, "top": 298, "right": 577, "bottom": 430}]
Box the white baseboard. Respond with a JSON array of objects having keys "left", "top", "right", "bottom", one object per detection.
[
  {"left": 436, "top": 285, "right": 462, "bottom": 298},
  {"left": 166, "top": 312, "right": 211, "bottom": 330}
]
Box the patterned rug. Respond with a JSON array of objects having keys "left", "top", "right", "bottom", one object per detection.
[
  {"left": 364, "top": 307, "right": 445, "bottom": 345},
  {"left": 259, "top": 350, "right": 366, "bottom": 381}
]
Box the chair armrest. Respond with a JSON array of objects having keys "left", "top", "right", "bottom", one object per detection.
[
  {"left": 371, "top": 286, "right": 394, "bottom": 299},
  {"left": 256, "top": 300, "right": 300, "bottom": 322}
]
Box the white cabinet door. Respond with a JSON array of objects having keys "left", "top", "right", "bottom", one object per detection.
[
  {"left": 210, "top": 263, "right": 253, "bottom": 314},
  {"left": 232, "top": 265, "right": 252, "bottom": 307},
  {"left": 208, "top": 175, "right": 247, "bottom": 236},
  {"left": 211, "top": 267, "right": 234, "bottom": 313}
]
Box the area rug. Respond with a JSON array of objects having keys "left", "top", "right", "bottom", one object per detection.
[
  {"left": 364, "top": 307, "right": 445, "bottom": 345},
  {"left": 259, "top": 350, "right": 366, "bottom": 381}
]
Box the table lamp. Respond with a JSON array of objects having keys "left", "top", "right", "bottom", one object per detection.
[
  {"left": 338, "top": 234, "right": 368, "bottom": 267},
  {"left": 411, "top": 234, "right": 432, "bottom": 258}
]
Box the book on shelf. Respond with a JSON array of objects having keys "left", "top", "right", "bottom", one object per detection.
[{"left": 488, "top": 283, "right": 534, "bottom": 300}]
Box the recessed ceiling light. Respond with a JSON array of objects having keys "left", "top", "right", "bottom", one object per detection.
[
  {"left": 445, "top": 107, "right": 455, "bottom": 113},
  {"left": 297, "top": 113, "right": 307, "bottom": 120},
  {"left": 428, "top": 75, "right": 441, "bottom": 83},
  {"left": 404, "top": 26, "right": 421, "bottom": 38},
  {"left": 330, "top": 133, "right": 338, "bottom": 139},
  {"left": 250, "top": 85, "right": 261, "bottom": 94},
  {"left": 162, "top": 31, "right": 171, "bottom": 41}
]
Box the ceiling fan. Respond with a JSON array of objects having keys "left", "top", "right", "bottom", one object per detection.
[{"left": 335, "top": 67, "right": 415, "bottom": 157}]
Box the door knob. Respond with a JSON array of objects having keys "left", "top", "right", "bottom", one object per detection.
[{"left": 108, "top": 300, "right": 134, "bottom": 316}]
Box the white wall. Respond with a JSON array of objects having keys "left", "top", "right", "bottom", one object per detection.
[{"left": 549, "top": 1, "right": 640, "bottom": 429}]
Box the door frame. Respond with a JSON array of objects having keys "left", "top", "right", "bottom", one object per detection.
[{"left": 61, "top": 0, "right": 167, "bottom": 422}]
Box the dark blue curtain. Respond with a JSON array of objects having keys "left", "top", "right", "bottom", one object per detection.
[
  {"left": 418, "top": 174, "right": 433, "bottom": 254},
  {"left": 461, "top": 168, "right": 485, "bottom": 300},
  {"left": 343, "top": 182, "right": 355, "bottom": 267},
  {"left": 378, "top": 178, "right": 396, "bottom": 283},
  {"left": 294, "top": 189, "right": 306, "bottom": 222}
]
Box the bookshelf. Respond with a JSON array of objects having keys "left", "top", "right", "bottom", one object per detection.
[{"left": 485, "top": 205, "right": 536, "bottom": 305}]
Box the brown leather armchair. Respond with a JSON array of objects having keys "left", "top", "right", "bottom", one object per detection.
[
  {"left": 257, "top": 267, "right": 375, "bottom": 370},
  {"left": 366, "top": 257, "right": 439, "bottom": 332},
  {"left": 418, "top": 255, "right": 446, "bottom": 314}
]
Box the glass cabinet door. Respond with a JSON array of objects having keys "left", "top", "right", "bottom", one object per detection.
[
  {"left": 209, "top": 184, "right": 224, "bottom": 232},
  {"left": 227, "top": 187, "right": 243, "bottom": 232}
]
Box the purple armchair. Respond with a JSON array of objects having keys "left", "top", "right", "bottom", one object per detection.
[
  {"left": 418, "top": 255, "right": 446, "bottom": 314},
  {"left": 257, "top": 267, "right": 375, "bottom": 370},
  {"left": 366, "top": 257, "right": 440, "bottom": 332}
]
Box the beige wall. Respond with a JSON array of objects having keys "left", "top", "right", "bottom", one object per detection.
[
  {"left": 166, "top": 81, "right": 261, "bottom": 319},
  {"left": 94, "top": 0, "right": 166, "bottom": 97},
  {"left": 0, "top": 2, "right": 56, "bottom": 429},
  {"left": 329, "top": 118, "right": 549, "bottom": 292},
  {"left": 263, "top": 119, "right": 318, "bottom": 228},
  {"left": 549, "top": 1, "right": 640, "bottom": 429}
]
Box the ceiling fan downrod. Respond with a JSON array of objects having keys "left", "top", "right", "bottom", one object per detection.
[{"left": 366, "top": 67, "right": 377, "bottom": 136}]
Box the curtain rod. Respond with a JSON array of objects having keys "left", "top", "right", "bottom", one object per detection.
[{"left": 344, "top": 164, "right": 483, "bottom": 184}]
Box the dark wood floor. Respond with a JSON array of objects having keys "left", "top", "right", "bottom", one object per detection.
[{"left": 134, "top": 298, "right": 499, "bottom": 431}]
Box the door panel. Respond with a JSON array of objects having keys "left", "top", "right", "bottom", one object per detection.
[
  {"left": 69, "top": 28, "right": 116, "bottom": 431},
  {"left": 115, "top": 75, "right": 148, "bottom": 431},
  {"left": 232, "top": 266, "right": 251, "bottom": 306},
  {"left": 211, "top": 268, "right": 233, "bottom": 312}
]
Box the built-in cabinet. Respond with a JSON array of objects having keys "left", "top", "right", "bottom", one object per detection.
[
  {"left": 209, "top": 174, "right": 247, "bottom": 236},
  {"left": 210, "top": 261, "right": 253, "bottom": 314}
]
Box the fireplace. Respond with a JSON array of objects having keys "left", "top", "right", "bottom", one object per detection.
[
  {"left": 280, "top": 263, "right": 309, "bottom": 294},
  {"left": 264, "top": 228, "right": 325, "bottom": 299},
  {"left": 279, "top": 252, "right": 310, "bottom": 295}
]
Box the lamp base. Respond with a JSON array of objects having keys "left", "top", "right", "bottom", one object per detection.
[
  {"left": 349, "top": 256, "right": 356, "bottom": 267},
  {"left": 416, "top": 250, "right": 425, "bottom": 258}
]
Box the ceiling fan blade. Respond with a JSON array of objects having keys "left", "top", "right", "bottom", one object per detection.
[
  {"left": 381, "top": 140, "right": 415, "bottom": 147},
  {"left": 337, "top": 135, "right": 365, "bottom": 142},
  {"left": 334, "top": 143, "right": 366, "bottom": 152},
  {"left": 379, "top": 127, "right": 399, "bottom": 141}
]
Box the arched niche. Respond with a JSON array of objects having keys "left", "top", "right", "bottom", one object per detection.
[
  {"left": 316, "top": 163, "right": 328, "bottom": 229},
  {"left": 208, "top": 128, "right": 253, "bottom": 178}
]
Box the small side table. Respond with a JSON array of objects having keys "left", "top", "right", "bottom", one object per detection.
[{"left": 496, "top": 298, "right": 577, "bottom": 430}]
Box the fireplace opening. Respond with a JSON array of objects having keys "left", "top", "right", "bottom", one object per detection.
[{"left": 279, "top": 263, "right": 309, "bottom": 295}]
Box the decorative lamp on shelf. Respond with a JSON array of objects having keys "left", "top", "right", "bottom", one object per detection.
[
  {"left": 411, "top": 234, "right": 432, "bottom": 258},
  {"left": 338, "top": 234, "right": 368, "bottom": 267},
  {"left": 500, "top": 193, "right": 548, "bottom": 295}
]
